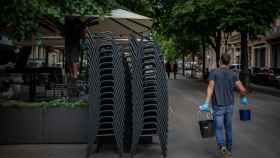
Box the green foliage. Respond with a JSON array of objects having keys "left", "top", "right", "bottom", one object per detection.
[
  {"left": 47, "top": 99, "right": 88, "bottom": 108},
  {"left": 149, "top": 1, "right": 210, "bottom": 61},
  {"left": 170, "top": 0, "right": 229, "bottom": 45},
  {"left": 171, "top": 0, "right": 221, "bottom": 35},
  {"left": 116, "top": 0, "right": 153, "bottom": 17},
  {"left": 0, "top": 0, "right": 115, "bottom": 40},
  {"left": 153, "top": 0, "right": 280, "bottom": 66},
  {"left": 0, "top": 98, "right": 88, "bottom": 109},
  {"left": 174, "top": 33, "right": 201, "bottom": 55},
  {"left": 225, "top": 0, "right": 280, "bottom": 36},
  {"left": 163, "top": 0, "right": 280, "bottom": 38},
  {"left": 153, "top": 32, "right": 178, "bottom": 61},
  {"left": 1, "top": 0, "right": 45, "bottom": 40},
  {"left": 152, "top": 0, "right": 179, "bottom": 35},
  {"left": 160, "top": 39, "right": 178, "bottom": 61}
]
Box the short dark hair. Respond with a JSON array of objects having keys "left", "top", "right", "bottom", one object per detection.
[{"left": 221, "top": 53, "right": 231, "bottom": 65}]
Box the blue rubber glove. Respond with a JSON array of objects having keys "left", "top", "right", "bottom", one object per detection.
[
  {"left": 240, "top": 96, "right": 248, "bottom": 105},
  {"left": 199, "top": 101, "right": 210, "bottom": 112}
]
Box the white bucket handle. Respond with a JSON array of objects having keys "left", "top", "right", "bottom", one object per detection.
[{"left": 197, "top": 109, "right": 213, "bottom": 121}]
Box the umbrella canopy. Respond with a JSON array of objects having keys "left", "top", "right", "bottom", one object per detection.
[
  {"left": 17, "top": 9, "right": 153, "bottom": 47},
  {"left": 88, "top": 9, "right": 153, "bottom": 38}
]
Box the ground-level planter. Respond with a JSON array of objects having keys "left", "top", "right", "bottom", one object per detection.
[
  {"left": 45, "top": 107, "right": 88, "bottom": 143},
  {"left": 0, "top": 107, "right": 88, "bottom": 144},
  {"left": 0, "top": 108, "right": 43, "bottom": 144},
  {"left": 0, "top": 106, "right": 152, "bottom": 146}
]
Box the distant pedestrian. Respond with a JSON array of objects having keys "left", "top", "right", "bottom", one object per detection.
[
  {"left": 199, "top": 53, "right": 248, "bottom": 157},
  {"left": 165, "top": 61, "right": 171, "bottom": 79},
  {"left": 173, "top": 62, "right": 178, "bottom": 80}
]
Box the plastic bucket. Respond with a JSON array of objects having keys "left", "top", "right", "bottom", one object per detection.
[
  {"left": 199, "top": 119, "right": 215, "bottom": 138},
  {"left": 239, "top": 109, "right": 251, "bottom": 121},
  {"left": 198, "top": 111, "right": 215, "bottom": 138}
]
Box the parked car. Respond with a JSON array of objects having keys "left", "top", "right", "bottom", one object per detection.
[
  {"left": 185, "top": 62, "right": 197, "bottom": 70},
  {"left": 230, "top": 64, "right": 254, "bottom": 79},
  {"left": 177, "top": 60, "right": 183, "bottom": 68},
  {"left": 271, "top": 67, "right": 280, "bottom": 76},
  {"left": 229, "top": 64, "right": 241, "bottom": 70},
  {"left": 251, "top": 68, "right": 279, "bottom": 87},
  {"left": 251, "top": 73, "right": 275, "bottom": 87},
  {"left": 275, "top": 75, "right": 280, "bottom": 89}
]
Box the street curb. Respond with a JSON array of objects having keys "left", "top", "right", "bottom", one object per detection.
[{"left": 250, "top": 84, "right": 280, "bottom": 97}]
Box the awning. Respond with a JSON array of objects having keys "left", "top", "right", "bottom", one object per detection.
[
  {"left": 17, "top": 9, "right": 153, "bottom": 47},
  {"left": 265, "top": 32, "right": 280, "bottom": 45},
  {"left": 88, "top": 9, "right": 153, "bottom": 38}
]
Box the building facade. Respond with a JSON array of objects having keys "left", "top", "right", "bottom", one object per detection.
[
  {"left": 27, "top": 46, "right": 64, "bottom": 68},
  {"left": 207, "top": 19, "right": 280, "bottom": 71}
]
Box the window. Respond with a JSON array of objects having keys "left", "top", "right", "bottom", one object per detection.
[
  {"left": 255, "top": 47, "right": 266, "bottom": 67},
  {"left": 236, "top": 56, "right": 240, "bottom": 64},
  {"left": 272, "top": 26, "right": 280, "bottom": 33},
  {"left": 236, "top": 48, "right": 240, "bottom": 52},
  {"left": 272, "top": 45, "right": 280, "bottom": 68},
  {"left": 52, "top": 54, "right": 56, "bottom": 66},
  {"left": 248, "top": 47, "right": 252, "bottom": 67}
]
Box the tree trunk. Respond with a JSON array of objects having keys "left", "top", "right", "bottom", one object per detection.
[
  {"left": 45, "top": 48, "right": 49, "bottom": 67},
  {"left": 215, "top": 48, "right": 220, "bottom": 68},
  {"left": 191, "top": 54, "right": 195, "bottom": 78},
  {"left": 182, "top": 54, "right": 185, "bottom": 76},
  {"left": 79, "top": 49, "right": 84, "bottom": 75},
  {"left": 202, "top": 36, "right": 206, "bottom": 80},
  {"left": 65, "top": 16, "right": 82, "bottom": 98},
  {"left": 29, "top": 72, "right": 36, "bottom": 101},
  {"left": 215, "top": 31, "right": 222, "bottom": 68},
  {"left": 15, "top": 46, "right": 32, "bottom": 70},
  {"left": 65, "top": 16, "right": 82, "bottom": 68},
  {"left": 224, "top": 32, "right": 230, "bottom": 53},
  {"left": 240, "top": 32, "right": 249, "bottom": 87}
]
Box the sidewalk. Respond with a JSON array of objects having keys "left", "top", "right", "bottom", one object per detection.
[{"left": 1, "top": 76, "right": 280, "bottom": 158}]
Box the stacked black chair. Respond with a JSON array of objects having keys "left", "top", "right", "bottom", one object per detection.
[
  {"left": 153, "top": 42, "right": 168, "bottom": 158},
  {"left": 119, "top": 40, "right": 133, "bottom": 152},
  {"left": 129, "top": 37, "right": 145, "bottom": 157},
  {"left": 87, "top": 31, "right": 125, "bottom": 158},
  {"left": 86, "top": 32, "right": 168, "bottom": 158},
  {"left": 130, "top": 37, "right": 168, "bottom": 158}
]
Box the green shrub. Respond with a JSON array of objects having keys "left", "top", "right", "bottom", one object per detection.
[
  {"left": 47, "top": 99, "right": 88, "bottom": 108},
  {"left": 0, "top": 98, "right": 88, "bottom": 109}
]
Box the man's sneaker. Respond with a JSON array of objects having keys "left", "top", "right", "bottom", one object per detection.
[
  {"left": 219, "top": 146, "right": 227, "bottom": 153},
  {"left": 227, "top": 150, "right": 232, "bottom": 157},
  {"left": 227, "top": 147, "right": 232, "bottom": 157},
  {"left": 219, "top": 146, "right": 229, "bottom": 158}
]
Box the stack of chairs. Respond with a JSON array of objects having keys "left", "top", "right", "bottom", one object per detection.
[
  {"left": 87, "top": 31, "right": 125, "bottom": 158},
  {"left": 86, "top": 32, "right": 168, "bottom": 158},
  {"left": 130, "top": 37, "right": 168, "bottom": 158},
  {"left": 118, "top": 39, "right": 133, "bottom": 152}
]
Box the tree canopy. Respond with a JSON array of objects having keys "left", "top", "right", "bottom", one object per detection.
[
  {"left": 226, "top": 0, "right": 280, "bottom": 85},
  {"left": 225, "top": 0, "right": 280, "bottom": 35},
  {"left": 152, "top": 0, "right": 280, "bottom": 67},
  {"left": 2, "top": 0, "right": 280, "bottom": 64},
  {"left": 0, "top": 0, "right": 117, "bottom": 40},
  {"left": 115, "top": 0, "right": 153, "bottom": 17},
  {"left": 156, "top": 35, "right": 178, "bottom": 62}
]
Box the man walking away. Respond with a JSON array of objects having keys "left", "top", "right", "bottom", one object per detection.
[
  {"left": 200, "top": 53, "right": 248, "bottom": 157},
  {"left": 165, "top": 61, "right": 171, "bottom": 79}
]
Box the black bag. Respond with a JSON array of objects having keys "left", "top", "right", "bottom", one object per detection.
[{"left": 198, "top": 111, "right": 215, "bottom": 138}]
